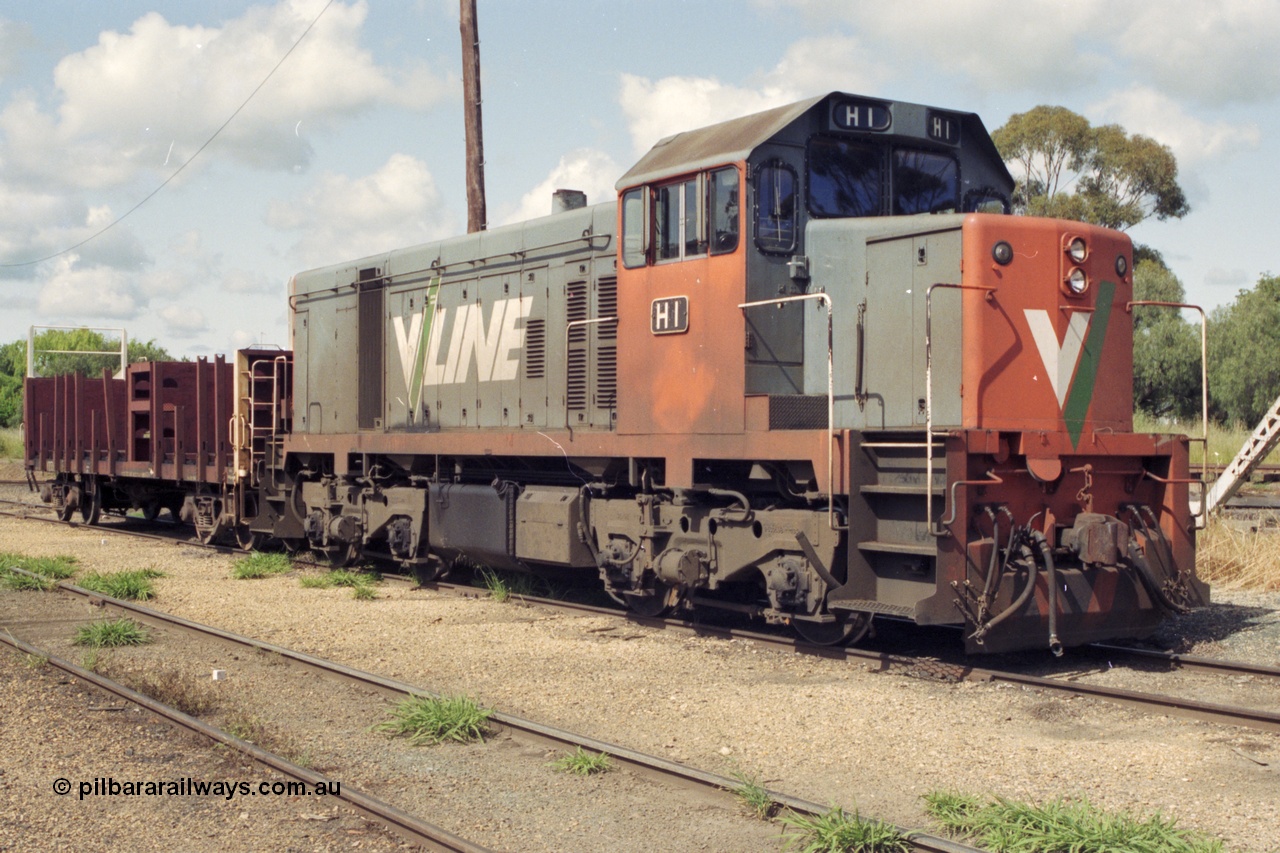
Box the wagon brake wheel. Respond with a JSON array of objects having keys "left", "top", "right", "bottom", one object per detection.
[
  {"left": 80, "top": 485, "right": 102, "bottom": 526},
  {"left": 791, "top": 610, "right": 872, "bottom": 647}
]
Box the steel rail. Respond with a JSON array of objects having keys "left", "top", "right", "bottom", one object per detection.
[
  {"left": 1086, "top": 642, "right": 1280, "bottom": 681},
  {"left": 0, "top": 630, "right": 490, "bottom": 853},
  {"left": 27, "top": 574, "right": 978, "bottom": 853},
  {"left": 432, "top": 583, "right": 1280, "bottom": 734}
]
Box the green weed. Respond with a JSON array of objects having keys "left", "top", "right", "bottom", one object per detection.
[
  {"left": 922, "top": 791, "right": 1223, "bottom": 853},
  {"left": 72, "top": 617, "right": 151, "bottom": 648},
  {"left": 376, "top": 694, "right": 492, "bottom": 745},
  {"left": 730, "top": 769, "right": 778, "bottom": 820},
  {"left": 78, "top": 570, "right": 160, "bottom": 601},
  {"left": 778, "top": 806, "right": 910, "bottom": 853},
  {"left": 549, "top": 746, "right": 612, "bottom": 776},
  {"left": 1, "top": 569, "right": 56, "bottom": 591},
  {"left": 230, "top": 552, "right": 293, "bottom": 580}
]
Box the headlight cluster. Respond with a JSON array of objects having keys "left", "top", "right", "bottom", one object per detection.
[{"left": 988, "top": 235, "right": 1130, "bottom": 296}]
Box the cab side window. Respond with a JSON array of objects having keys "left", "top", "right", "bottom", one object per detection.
[
  {"left": 656, "top": 178, "right": 707, "bottom": 261},
  {"left": 709, "top": 167, "right": 739, "bottom": 255},
  {"left": 754, "top": 162, "right": 797, "bottom": 254},
  {"left": 622, "top": 187, "right": 647, "bottom": 268}
]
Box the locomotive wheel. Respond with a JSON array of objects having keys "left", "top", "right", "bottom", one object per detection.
[
  {"left": 322, "top": 543, "right": 361, "bottom": 568},
  {"left": 142, "top": 500, "right": 162, "bottom": 522},
  {"left": 409, "top": 556, "right": 447, "bottom": 585},
  {"left": 623, "top": 581, "right": 680, "bottom": 618},
  {"left": 235, "top": 524, "right": 265, "bottom": 552},
  {"left": 281, "top": 538, "right": 306, "bottom": 555},
  {"left": 791, "top": 611, "right": 871, "bottom": 647}
]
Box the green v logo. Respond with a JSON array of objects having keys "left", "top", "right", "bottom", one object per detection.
[
  {"left": 1023, "top": 280, "right": 1116, "bottom": 448},
  {"left": 391, "top": 277, "right": 441, "bottom": 413}
]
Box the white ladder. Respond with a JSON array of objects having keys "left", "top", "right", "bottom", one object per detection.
[{"left": 1202, "top": 393, "right": 1280, "bottom": 515}]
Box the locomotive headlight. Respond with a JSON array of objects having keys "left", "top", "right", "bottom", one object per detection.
[
  {"left": 1116, "top": 254, "right": 1129, "bottom": 277},
  {"left": 992, "top": 240, "right": 1014, "bottom": 266},
  {"left": 1066, "top": 267, "right": 1088, "bottom": 294},
  {"left": 1067, "top": 237, "right": 1087, "bottom": 263}
]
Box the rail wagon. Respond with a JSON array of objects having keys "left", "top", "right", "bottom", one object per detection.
[{"left": 27, "top": 91, "right": 1208, "bottom": 653}]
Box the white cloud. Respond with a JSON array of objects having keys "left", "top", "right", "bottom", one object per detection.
[
  {"left": 759, "top": 0, "right": 1112, "bottom": 95},
  {"left": 1117, "top": 1, "right": 1280, "bottom": 105},
  {"left": 266, "top": 153, "right": 453, "bottom": 267},
  {"left": 37, "top": 254, "right": 142, "bottom": 320},
  {"left": 4, "top": 1, "right": 450, "bottom": 190},
  {"left": 619, "top": 74, "right": 797, "bottom": 156},
  {"left": 158, "top": 304, "right": 209, "bottom": 338},
  {"left": 501, "top": 149, "right": 623, "bottom": 225},
  {"left": 1089, "top": 85, "right": 1261, "bottom": 166}
]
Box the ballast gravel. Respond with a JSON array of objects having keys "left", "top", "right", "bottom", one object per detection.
[{"left": 1, "top": 474, "right": 1278, "bottom": 852}]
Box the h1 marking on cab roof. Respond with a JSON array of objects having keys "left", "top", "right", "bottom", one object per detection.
[{"left": 651, "top": 296, "right": 689, "bottom": 335}]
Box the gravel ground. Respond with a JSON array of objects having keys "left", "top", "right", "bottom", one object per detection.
[{"left": 2, "top": 472, "right": 1279, "bottom": 851}]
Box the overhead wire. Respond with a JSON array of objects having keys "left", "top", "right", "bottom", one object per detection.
[{"left": 1, "top": 0, "right": 335, "bottom": 269}]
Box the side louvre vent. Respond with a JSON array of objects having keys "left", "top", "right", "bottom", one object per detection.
[
  {"left": 524, "top": 319, "right": 546, "bottom": 379},
  {"left": 566, "top": 281, "right": 589, "bottom": 410}
]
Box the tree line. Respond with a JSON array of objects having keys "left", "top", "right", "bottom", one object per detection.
[{"left": 0, "top": 329, "right": 175, "bottom": 428}]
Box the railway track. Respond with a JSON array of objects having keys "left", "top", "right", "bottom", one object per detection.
[
  {"left": 2, "top": 569, "right": 980, "bottom": 853},
  {"left": 6, "top": 493, "right": 1279, "bottom": 735},
  {"left": 0, "top": 630, "right": 489, "bottom": 853}
]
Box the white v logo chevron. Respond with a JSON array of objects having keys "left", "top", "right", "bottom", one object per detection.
[{"left": 1024, "top": 309, "right": 1091, "bottom": 408}]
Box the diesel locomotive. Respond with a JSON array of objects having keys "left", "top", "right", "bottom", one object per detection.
[{"left": 26, "top": 91, "right": 1208, "bottom": 653}]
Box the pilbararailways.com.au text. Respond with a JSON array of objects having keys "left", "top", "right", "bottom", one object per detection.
[{"left": 54, "top": 777, "right": 340, "bottom": 801}]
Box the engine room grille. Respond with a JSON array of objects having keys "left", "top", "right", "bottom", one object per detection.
[
  {"left": 524, "top": 318, "right": 546, "bottom": 379},
  {"left": 596, "top": 276, "right": 617, "bottom": 340}
]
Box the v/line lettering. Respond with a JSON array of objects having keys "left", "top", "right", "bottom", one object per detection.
[{"left": 393, "top": 282, "right": 533, "bottom": 410}]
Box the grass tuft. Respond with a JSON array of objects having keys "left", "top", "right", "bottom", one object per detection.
[
  {"left": 473, "top": 566, "right": 549, "bottom": 603},
  {"left": 375, "top": 694, "right": 492, "bottom": 745},
  {"left": 549, "top": 746, "right": 613, "bottom": 776},
  {"left": 78, "top": 569, "right": 160, "bottom": 601},
  {"left": 350, "top": 583, "right": 376, "bottom": 600},
  {"left": 922, "top": 791, "right": 1224, "bottom": 853},
  {"left": 230, "top": 552, "right": 293, "bottom": 580},
  {"left": 1, "top": 552, "right": 79, "bottom": 589},
  {"left": 1, "top": 569, "right": 56, "bottom": 591},
  {"left": 72, "top": 617, "right": 151, "bottom": 648},
  {"left": 778, "top": 806, "right": 910, "bottom": 853},
  {"left": 730, "top": 769, "right": 778, "bottom": 820}
]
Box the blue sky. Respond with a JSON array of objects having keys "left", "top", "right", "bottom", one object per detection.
[{"left": 1, "top": 0, "right": 1276, "bottom": 356}]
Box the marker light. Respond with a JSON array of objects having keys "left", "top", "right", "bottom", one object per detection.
[
  {"left": 992, "top": 241, "right": 1014, "bottom": 266},
  {"left": 1067, "top": 237, "right": 1087, "bottom": 263}
]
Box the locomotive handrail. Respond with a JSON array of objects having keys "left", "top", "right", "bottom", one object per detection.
[
  {"left": 1127, "top": 300, "right": 1210, "bottom": 522},
  {"left": 925, "top": 283, "right": 996, "bottom": 536},
  {"left": 738, "top": 292, "right": 842, "bottom": 531}
]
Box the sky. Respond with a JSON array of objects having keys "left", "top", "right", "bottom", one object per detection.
[{"left": 1, "top": 0, "right": 1277, "bottom": 358}]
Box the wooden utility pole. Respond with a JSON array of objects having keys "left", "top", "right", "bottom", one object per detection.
[{"left": 460, "top": 0, "right": 487, "bottom": 232}]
